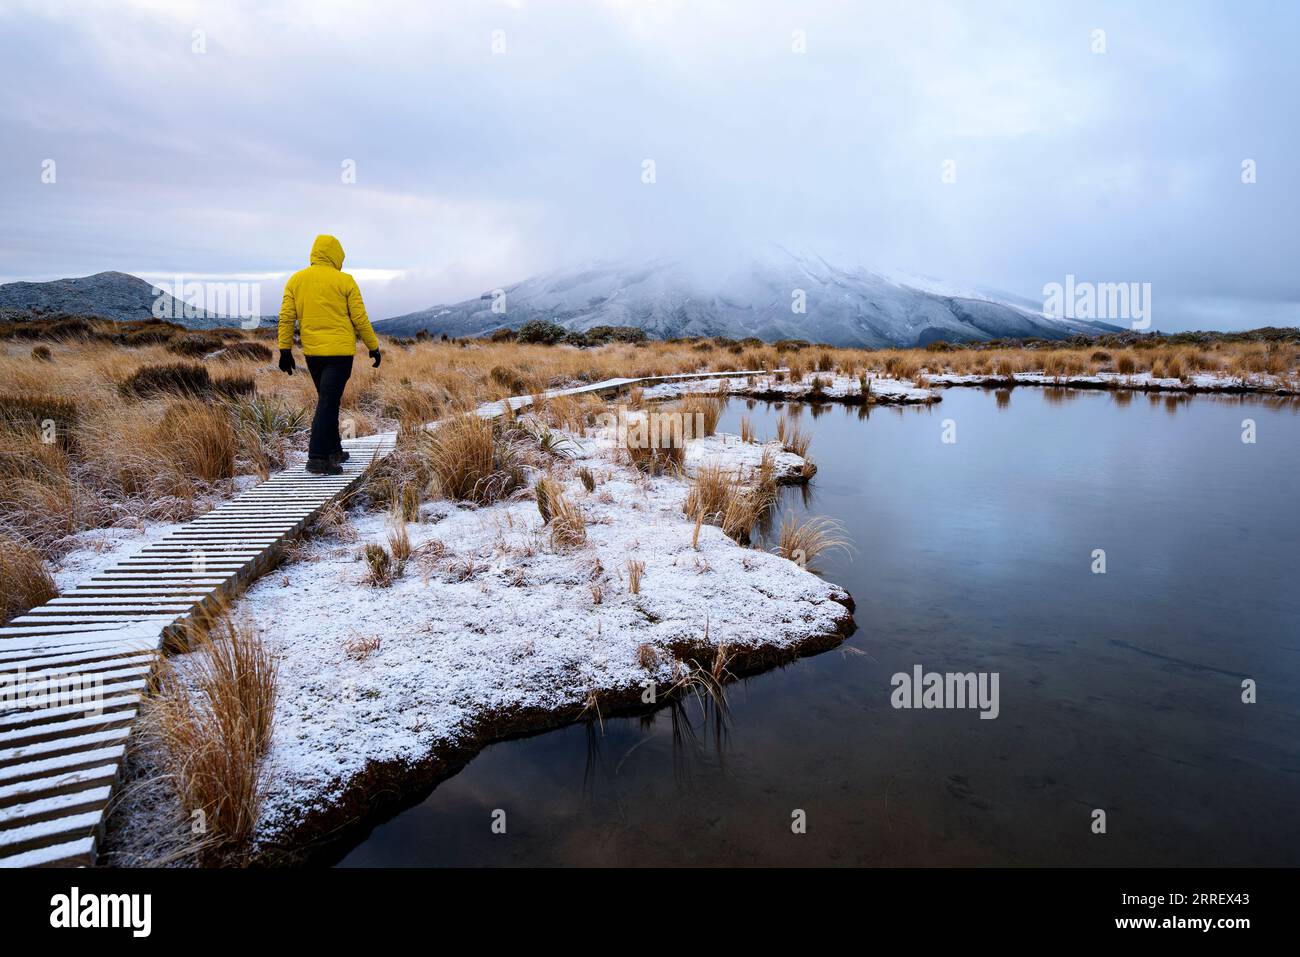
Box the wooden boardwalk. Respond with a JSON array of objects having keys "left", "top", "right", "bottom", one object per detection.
[
  {"left": 0, "top": 434, "right": 393, "bottom": 866},
  {"left": 0, "top": 370, "right": 760, "bottom": 867}
]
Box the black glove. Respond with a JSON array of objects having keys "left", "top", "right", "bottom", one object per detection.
[
  {"left": 279, "top": 349, "right": 295, "bottom": 375},
  {"left": 369, "top": 348, "right": 381, "bottom": 369}
]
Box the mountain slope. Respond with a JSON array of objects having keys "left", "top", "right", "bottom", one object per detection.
[
  {"left": 0, "top": 271, "right": 248, "bottom": 328},
  {"left": 381, "top": 252, "right": 1119, "bottom": 347}
]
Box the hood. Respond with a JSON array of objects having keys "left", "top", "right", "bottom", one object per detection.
[{"left": 309, "top": 234, "right": 345, "bottom": 270}]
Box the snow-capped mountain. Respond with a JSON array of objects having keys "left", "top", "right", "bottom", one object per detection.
[{"left": 381, "top": 250, "right": 1119, "bottom": 347}]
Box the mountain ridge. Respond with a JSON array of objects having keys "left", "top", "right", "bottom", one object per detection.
[{"left": 380, "top": 252, "right": 1120, "bottom": 347}]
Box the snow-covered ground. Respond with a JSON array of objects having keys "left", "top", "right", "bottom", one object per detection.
[
  {"left": 203, "top": 423, "right": 853, "bottom": 856},
  {"left": 925, "top": 370, "right": 1297, "bottom": 394},
  {"left": 641, "top": 372, "right": 937, "bottom": 404}
]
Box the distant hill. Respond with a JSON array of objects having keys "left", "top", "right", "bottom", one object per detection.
[
  {"left": 0, "top": 271, "right": 265, "bottom": 329},
  {"left": 381, "top": 249, "right": 1121, "bottom": 347}
]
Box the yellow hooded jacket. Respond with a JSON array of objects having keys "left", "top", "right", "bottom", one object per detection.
[{"left": 278, "top": 235, "right": 380, "bottom": 356}]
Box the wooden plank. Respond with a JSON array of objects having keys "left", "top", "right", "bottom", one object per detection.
[
  {"left": 0, "top": 834, "right": 96, "bottom": 868},
  {"left": 0, "top": 696, "right": 141, "bottom": 731}
]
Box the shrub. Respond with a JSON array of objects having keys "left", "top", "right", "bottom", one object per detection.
[
  {"left": 0, "top": 432, "right": 80, "bottom": 551},
  {"left": 31, "top": 345, "right": 52, "bottom": 362},
  {"left": 516, "top": 319, "right": 567, "bottom": 345},
  {"left": 122, "top": 326, "right": 175, "bottom": 347},
  {"left": 213, "top": 374, "right": 255, "bottom": 399}
]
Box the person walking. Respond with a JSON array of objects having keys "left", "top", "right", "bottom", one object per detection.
[{"left": 277, "top": 234, "right": 381, "bottom": 475}]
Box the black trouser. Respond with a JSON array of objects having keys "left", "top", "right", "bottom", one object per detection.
[{"left": 305, "top": 355, "right": 353, "bottom": 461}]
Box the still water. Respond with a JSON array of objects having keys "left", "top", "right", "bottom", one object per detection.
[{"left": 342, "top": 387, "right": 1300, "bottom": 866}]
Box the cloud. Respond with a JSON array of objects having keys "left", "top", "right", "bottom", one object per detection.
[{"left": 0, "top": 0, "right": 1296, "bottom": 330}]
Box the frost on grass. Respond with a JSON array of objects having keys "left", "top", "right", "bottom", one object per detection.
[{"left": 223, "top": 422, "right": 850, "bottom": 853}]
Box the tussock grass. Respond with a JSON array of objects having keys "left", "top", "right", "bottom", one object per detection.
[
  {"left": 422, "top": 413, "right": 524, "bottom": 504},
  {"left": 539, "top": 480, "right": 586, "bottom": 549},
  {"left": 778, "top": 414, "right": 812, "bottom": 456},
  {"left": 216, "top": 340, "right": 273, "bottom": 362},
  {"left": 626, "top": 557, "right": 645, "bottom": 594},
  {"left": 0, "top": 533, "right": 59, "bottom": 623},
  {"left": 120, "top": 361, "right": 213, "bottom": 398},
  {"left": 387, "top": 517, "right": 412, "bottom": 566},
  {"left": 154, "top": 400, "right": 238, "bottom": 483},
  {"left": 776, "top": 513, "right": 852, "bottom": 569},
  {"left": 677, "top": 393, "right": 722, "bottom": 437},
  {"left": 684, "top": 463, "right": 776, "bottom": 543},
  {"left": 363, "top": 542, "right": 397, "bottom": 586},
  {"left": 152, "top": 610, "right": 277, "bottom": 860}
]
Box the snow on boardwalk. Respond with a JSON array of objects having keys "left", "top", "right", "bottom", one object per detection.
[
  {"left": 0, "top": 433, "right": 394, "bottom": 867},
  {"left": 0, "top": 369, "right": 763, "bottom": 868}
]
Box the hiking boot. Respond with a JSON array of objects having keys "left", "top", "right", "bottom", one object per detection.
[
  {"left": 306, "top": 457, "right": 344, "bottom": 476},
  {"left": 330, "top": 450, "right": 350, "bottom": 465}
]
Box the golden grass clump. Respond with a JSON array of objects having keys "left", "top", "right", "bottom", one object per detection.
[
  {"left": 778, "top": 414, "right": 812, "bottom": 457},
  {"left": 0, "top": 430, "right": 83, "bottom": 551},
  {"left": 0, "top": 533, "right": 59, "bottom": 623},
  {"left": 152, "top": 611, "right": 277, "bottom": 859},
  {"left": 626, "top": 557, "right": 645, "bottom": 594},
  {"left": 534, "top": 476, "right": 586, "bottom": 549},
  {"left": 684, "top": 463, "right": 775, "bottom": 543},
  {"left": 152, "top": 400, "right": 238, "bottom": 483},
  {"left": 776, "top": 513, "right": 852, "bottom": 570},
  {"left": 363, "top": 542, "right": 397, "bottom": 586},
  {"left": 548, "top": 488, "right": 587, "bottom": 549},
  {"left": 739, "top": 415, "right": 757, "bottom": 443},
  {"left": 422, "top": 413, "right": 524, "bottom": 504},
  {"left": 676, "top": 393, "right": 722, "bottom": 437}
]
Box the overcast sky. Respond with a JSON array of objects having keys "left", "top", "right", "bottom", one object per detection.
[{"left": 1, "top": 0, "right": 1296, "bottom": 329}]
